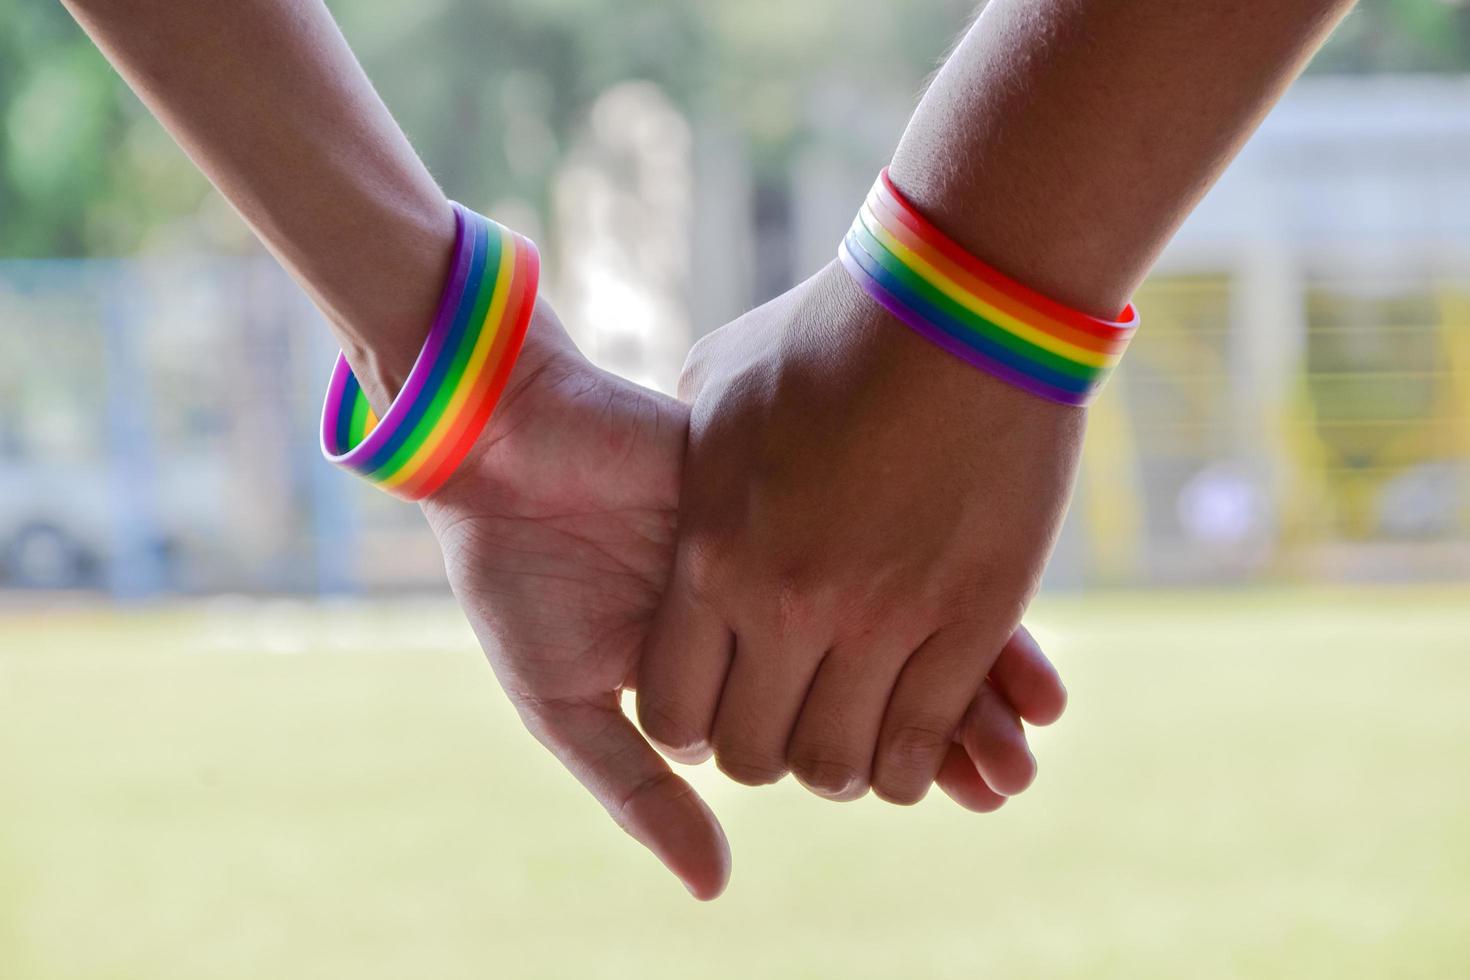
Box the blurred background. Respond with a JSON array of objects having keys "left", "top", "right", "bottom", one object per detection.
[{"left": 1, "top": 1, "right": 1467, "bottom": 978}]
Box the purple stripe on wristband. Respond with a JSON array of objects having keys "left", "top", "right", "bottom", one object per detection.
[{"left": 839, "top": 243, "right": 1092, "bottom": 406}]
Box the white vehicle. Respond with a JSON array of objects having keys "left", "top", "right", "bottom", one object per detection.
[{"left": 0, "top": 456, "right": 234, "bottom": 590}]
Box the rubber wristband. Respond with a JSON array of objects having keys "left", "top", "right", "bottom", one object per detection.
[
  {"left": 838, "top": 169, "right": 1137, "bottom": 406},
  {"left": 319, "top": 202, "right": 539, "bottom": 500}
]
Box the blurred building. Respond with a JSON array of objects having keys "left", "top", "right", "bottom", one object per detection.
[
  {"left": 786, "top": 74, "right": 1470, "bottom": 585},
  {"left": 1083, "top": 75, "right": 1470, "bottom": 584},
  {"left": 0, "top": 77, "right": 1466, "bottom": 594}
]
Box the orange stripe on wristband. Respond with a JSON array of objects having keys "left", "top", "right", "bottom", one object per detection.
[{"left": 838, "top": 169, "right": 1138, "bottom": 406}]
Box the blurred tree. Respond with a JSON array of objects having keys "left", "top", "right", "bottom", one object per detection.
[
  {"left": 1, "top": 0, "right": 1466, "bottom": 257},
  {"left": 0, "top": 0, "right": 210, "bottom": 256},
  {"left": 1313, "top": 0, "right": 1470, "bottom": 73}
]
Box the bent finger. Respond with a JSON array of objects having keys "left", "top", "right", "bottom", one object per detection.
[
  {"left": 987, "top": 624, "right": 1067, "bottom": 727},
  {"left": 959, "top": 682, "right": 1038, "bottom": 797},
  {"left": 785, "top": 638, "right": 910, "bottom": 801},
  {"left": 636, "top": 570, "right": 734, "bottom": 763},
  {"left": 872, "top": 624, "right": 997, "bottom": 806},
  {"left": 710, "top": 629, "right": 824, "bottom": 786},
  {"left": 934, "top": 742, "right": 1007, "bottom": 813}
]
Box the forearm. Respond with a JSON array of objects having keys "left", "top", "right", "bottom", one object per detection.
[
  {"left": 889, "top": 0, "right": 1355, "bottom": 318},
  {"left": 61, "top": 0, "right": 453, "bottom": 406}
]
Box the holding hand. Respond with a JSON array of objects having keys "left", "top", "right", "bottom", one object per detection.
[
  {"left": 425, "top": 301, "right": 1066, "bottom": 897},
  {"left": 638, "top": 261, "right": 1080, "bottom": 806},
  {"left": 62, "top": 0, "right": 1357, "bottom": 908}
]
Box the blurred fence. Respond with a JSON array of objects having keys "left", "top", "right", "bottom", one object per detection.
[
  {"left": 3, "top": 255, "right": 1465, "bottom": 595},
  {"left": 2, "top": 75, "right": 1467, "bottom": 595},
  {"left": 0, "top": 258, "right": 435, "bottom": 595},
  {"left": 788, "top": 74, "right": 1470, "bottom": 586},
  {"left": 1068, "top": 272, "right": 1470, "bottom": 585}
]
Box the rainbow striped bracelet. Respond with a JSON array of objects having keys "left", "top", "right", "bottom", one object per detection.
[
  {"left": 838, "top": 168, "right": 1137, "bottom": 406},
  {"left": 319, "top": 202, "right": 539, "bottom": 501}
]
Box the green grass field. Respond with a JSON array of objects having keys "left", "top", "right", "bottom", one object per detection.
[{"left": 2, "top": 589, "right": 1467, "bottom": 980}]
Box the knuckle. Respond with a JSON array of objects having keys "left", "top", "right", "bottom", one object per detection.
[
  {"left": 680, "top": 535, "right": 731, "bottom": 606},
  {"left": 789, "top": 748, "right": 865, "bottom": 799},
  {"left": 714, "top": 746, "right": 787, "bottom": 787},
  {"left": 682, "top": 333, "right": 716, "bottom": 375},
  {"left": 767, "top": 579, "right": 816, "bottom": 638},
  {"left": 881, "top": 717, "right": 954, "bottom": 773},
  {"left": 636, "top": 697, "right": 709, "bottom": 755},
  {"left": 871, "top": 719, "right": 954, "bottom": 807},
  {"left": 763, "top": 564, "right": 832, "bottom": 639},
  {"left": 871, "top": 777, "right": 929, "bottom": 807},
  {"left": 614, "top": 770, "right": 692, "bottom": 831},
  {"left": 678, "top": 330, "right": 736, "bottom": 402},
  {"left": 951, "top": 576, "right": 1030, "bottom": 628},
  {"left": 676, "top": 365, "right": 702, "bottom": 403}
]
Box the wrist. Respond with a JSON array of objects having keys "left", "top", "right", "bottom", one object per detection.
[
  {"left": 315, "top": 197, "right": 458, "bottom": 409},
  {"left": 814, "top": 257, "right": 1085, "bottom": 426},
  {"left": 835, "top": 169, "right": 1135, "bottom": 407},
  {"left": 320, "top": 205, "right": 541, "bottom": 502},
  {"left": 423, "top": 296, "right": 593, "bottom": 507}
]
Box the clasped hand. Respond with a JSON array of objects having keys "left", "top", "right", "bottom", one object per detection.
[{"left": 424, "top": 259, "right": 1079, "bottom": 899}]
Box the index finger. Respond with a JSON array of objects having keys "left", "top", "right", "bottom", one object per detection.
[{"left": 511, "top": 691, "right": 732, "bottom": 901}]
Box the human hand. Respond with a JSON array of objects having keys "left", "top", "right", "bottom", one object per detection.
[
  {"left": 420, "top": 300, "right": 729, "bottom": 897},
  {"left": 637, "top": 260, "right": 1082, "bottom": 806},
  {"left": 422, "top": 299, "right": 1067, "bottom": 899}
]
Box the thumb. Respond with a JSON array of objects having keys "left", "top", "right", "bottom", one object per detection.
[{"left": 511, "top": 691, "right": 732, "bottom": 900}]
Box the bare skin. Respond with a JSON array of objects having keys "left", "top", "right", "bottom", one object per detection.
[
  {"left": 637, "top": 0, "right": 1357, "bottom": 806},
  {"left": 61, "top": 0, "right": 451, "bottom": 407},
  {"left": 60, "top": 0, "right": 1069, "bottom": 899},
  {"left": 423, "top": 301, "right": 1066, "bottom": 896}
]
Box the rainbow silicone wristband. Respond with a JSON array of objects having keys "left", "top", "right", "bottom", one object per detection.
[
  {"left": 838, "top": 168, "right": 1137, "bottom": 406},
  {"left": 319, "top": 202, "right": 539, "bottom": 501}
]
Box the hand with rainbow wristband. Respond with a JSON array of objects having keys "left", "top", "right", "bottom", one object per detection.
[
  {"left": 313, "top": 193, "right": 1066, "bottom": 897},
  {"left": 320, "top": 202, "right": 539, "bottom": 501},
  {"left": 637, "top": 167, "right": 1092, "bottom": 810},
  {"left": 298, "top": 80, "right": 1065, "bottom": 907},
  {"left": 306, "top": 188, "right": 1063, "bottom": 895},
  {"left": 839, "top": 169, "right": 1137, "bottom": 406},
  {"left": 414, "top": 291, "right": 1065, "bottom": 897},
  {"left": 62, "top": 0, "right": 1354, "bottom": 909}
]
